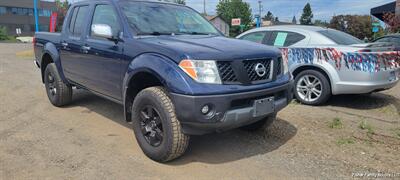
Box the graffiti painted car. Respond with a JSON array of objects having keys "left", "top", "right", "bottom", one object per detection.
[{"left": 237, "top": 25, "right": 400, "bottom": 105}]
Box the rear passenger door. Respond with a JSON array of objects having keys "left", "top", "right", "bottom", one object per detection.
[
  {"left": 265, "top": 31, "right": 306, "bottom": 47},
  {"left": 60, "top": 5, "right": 90, "bottom": 85},
  {"left": 80, "top": 3, "right": 125, "bottom": 100}
]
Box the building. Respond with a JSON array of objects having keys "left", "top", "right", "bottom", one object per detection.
[
  {"left": 0, "top": 0, "right": 56, "bottom": 36},
  {"left": 205, "top": 15, "right": 230, "bottom": 36},
  {"left": 371, "top": 0, "right": 399, "bottom": 21}
]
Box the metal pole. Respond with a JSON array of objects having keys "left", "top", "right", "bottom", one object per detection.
[
  {"left": 34, "top": 0, "right": 39, "bottom": 32},
  {"left": 203, "top": 0, "right": 206, "bottom": 15}
]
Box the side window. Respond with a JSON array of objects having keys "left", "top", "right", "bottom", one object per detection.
[
  {"left": 266, "top": 31, "right": 305, "bottom": 47},
  {"left": 240, "top": 32, "right": 267, "bottom": 43},
  {"left": 91, "top": 4, "right": 121, "bottom": 39},
  {"left": 68, "top": 7, "right": 78, "bottom": 34},
  {"left": 73, "top": 6, "right": 89, "bottom": 36}
]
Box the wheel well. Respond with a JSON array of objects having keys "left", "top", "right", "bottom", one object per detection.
[
  {"left": 125, "top": 72, "right": 163, "bottom": 122},
  {"left": 292, "top": 65, "right": 332, "bottom": 92},
  {"left": 41, "top": 53, "right": 53, "bottom": 82}
]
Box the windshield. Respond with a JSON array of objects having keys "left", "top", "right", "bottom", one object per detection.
[
  {"left": 119, "top": 1, "right": 220, "bottom": 36},
  {"left": 318, "top": 29, "right": 363, "bottom": 45}
]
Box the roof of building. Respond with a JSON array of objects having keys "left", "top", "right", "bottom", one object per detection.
[{"left": 371, "top": 1, "right": 396, "bottom": 21}]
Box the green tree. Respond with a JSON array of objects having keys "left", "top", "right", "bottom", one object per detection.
[
  {"left": 263, "top": 11, "right": 274, "bottom": 21},
  {"left": 383, "top": 13, "right": 400, "bottom": 33},
  {"left": 292, "top": 16, "right": 297, "bottom": 24},
  {"left": 329, "top": 15, "right": 373, "bottom": 40},
  {"left": 174, "top": 0, "right": 185, "bottom": 5},
  {"left": 217, "top": 0, "right": 252, "bottom": 37},
  {"left": 274, "top": 17, "right": 279, "bottom": 22},
  {"left": 0, "top": 26, "right": 10, "bottom": 40},
  {"left": 55, "top": 0, "right": 70, "bottom": 32},
  {"left": 300, "top": 3, "right": 313, "bottom": 25},
  {"left": 314, "top": 20, "right": 329, "bottom": 27}
]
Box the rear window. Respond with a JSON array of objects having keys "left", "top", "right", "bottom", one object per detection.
[
  {"left": 68, "top": 5, "right": 89, "bottom": 36},
  {"left": 318, "top": 29, "right": 362, "bottom": 45},
  {"left": 240, "top": 32, "right": 267, "bottom": 43}
]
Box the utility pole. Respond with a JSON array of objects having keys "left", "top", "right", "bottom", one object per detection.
[
  {"left": 203, "top": 0, "right": 206, "bottom": 15},
  {"left": 257, "top": 1, "right": 262, "bottom": 27},
  {"left": 34, "top": 0, "right": 39, "bottom": 32}
]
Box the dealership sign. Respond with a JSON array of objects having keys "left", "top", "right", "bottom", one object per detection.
[{"left": 231, "top": 18, "right": 241, "bottom": 26}]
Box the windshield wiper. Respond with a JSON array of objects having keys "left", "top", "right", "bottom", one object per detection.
[
  {"left": 137, "top": 32, "right": 177, "bottom": 36},
  {"left": 179, "top": 32, "right": 213, "bottom": 35}
]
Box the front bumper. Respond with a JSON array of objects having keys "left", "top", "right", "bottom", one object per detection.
[{"left": 170, "top": 80, "right": 294, "bottom": 135}]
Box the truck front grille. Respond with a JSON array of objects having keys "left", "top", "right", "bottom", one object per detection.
[
  {"left": 217, "top": 61, "right": 238, "bottom": 83},
  {"left": 216, "top": 58, "right": 276, "bottom": 85}
]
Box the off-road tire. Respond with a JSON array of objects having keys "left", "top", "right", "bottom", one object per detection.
[
  {"left": 131, "top": 86, "right": 189, "bottom": 162},
  {"left": 294, "top": 70, "right": 331, "bottom": 105},
  {"left": 240, "top": 113, "right": 277, "bottom": 131},
  {"left": 44, "top": 63, "right": 72, "bottom": 107}
]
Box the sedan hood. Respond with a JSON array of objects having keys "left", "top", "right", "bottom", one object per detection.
[{"left": 137, "top": 35, "right": 281, "bottom": 63}]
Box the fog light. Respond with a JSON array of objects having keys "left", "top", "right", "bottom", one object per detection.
[{"left": 201, "top": 105, "right": 210, "bottom": 114}]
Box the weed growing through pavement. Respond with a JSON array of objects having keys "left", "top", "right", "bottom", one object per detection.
[
  {"left": 329, "top": 117, "right": 343, "bottom": 129},
  {"left": 336, "top": 137, "right": 355, "bottom": 145},
  {"left": 359, "top": 120, "right": 374, "bottom": 137}
]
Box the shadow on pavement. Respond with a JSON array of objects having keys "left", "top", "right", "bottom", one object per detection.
[
  {"left": 67, "top": 90, "right": 298, "bottom": 164},
  {"left": 326, "top": 93, "right": 400, "bottom": 115},
  {"left": 170, "top": 118, "right": 297, "bottom": 165}
]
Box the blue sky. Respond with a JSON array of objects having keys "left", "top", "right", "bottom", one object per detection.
[
  {"left": 58, "top": 0, "right": 395, "bottom": 22},
  {"left": 186, "top": 0, "right": 394, "bottom": 22}
]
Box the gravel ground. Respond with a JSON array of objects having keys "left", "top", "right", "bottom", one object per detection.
[{"left": 0, "top": 43, "right": 399, "bottom": 179}]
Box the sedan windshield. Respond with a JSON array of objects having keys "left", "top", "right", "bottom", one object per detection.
[
  {"left": 119, "top": 1, "right": 220, "bottom": 36},
  {"left": 318, "top": 29, "right": 363, "bottom": 45}
]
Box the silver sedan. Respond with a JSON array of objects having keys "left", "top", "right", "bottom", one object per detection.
[{"left": 237, "top": 25, "right": 400, "bottom": 105}]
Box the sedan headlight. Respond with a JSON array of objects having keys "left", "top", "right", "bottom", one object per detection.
[{"left": 179, "top": 60, "right": 222, "bottom": 84}]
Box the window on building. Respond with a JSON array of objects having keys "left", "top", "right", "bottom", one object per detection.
[
  {"left": 11, "top": 8, "right": 17, "bottom": 14},
  {"left": 0, "top": 7, "right": 6, "bottom": 15},
  {"left": 28, "top": 9, "right": 33, "bottom": 16}
]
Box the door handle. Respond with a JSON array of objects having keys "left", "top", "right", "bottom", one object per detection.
[
  {"left": 81, "top": 45, "right": 91, "bottom": 53},
  {"left": 61, "top": 42, "right": 68, "bottom": 48}
]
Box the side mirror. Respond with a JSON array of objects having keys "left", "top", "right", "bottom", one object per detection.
[{"left": 91, "top": 24, "right": 113, "bottom": 39}]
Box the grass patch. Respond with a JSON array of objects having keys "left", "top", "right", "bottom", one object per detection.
[
  {"left": 328, "top": 117, "right": 343, "bottom": 129},
  {"left": 391, "top": 128, "right": 400, "bottom": 139},
  {"left": 336, "top": 137, "right": 355, "bottom": 145},
  {"left": 16, "top": 50, "right": 34, "bottom": 58},
  {"left": 359, "top": 120, "right": 374, "bottom": 137}
]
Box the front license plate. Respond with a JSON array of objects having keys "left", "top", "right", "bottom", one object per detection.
[{"left": 253, "top": 97, "right": 275, "bottom": 117}]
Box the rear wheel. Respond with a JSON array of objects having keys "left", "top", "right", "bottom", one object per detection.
[
  {"left": 131, "top": 87, "right": 189, "bottom": 162},
  {"left": 294, "top": 70, "right": 331, "bottom": 105},
  {"left": 44, "top": 63, "right": 72, "bottom": 107},
  {"left": 240, "top": 113, "right": 277, "bottom": 131}
]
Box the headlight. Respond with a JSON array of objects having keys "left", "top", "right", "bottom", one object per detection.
[
  {"left": 179, "top": 59, "right": 222, "bottom": 84},
  {"left": 281, "top": 56, "right": 289, "bottom": 74}
]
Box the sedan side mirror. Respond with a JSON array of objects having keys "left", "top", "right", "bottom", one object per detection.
[{"left": 91, "top": 24, "right": 113, "bottom": 40}]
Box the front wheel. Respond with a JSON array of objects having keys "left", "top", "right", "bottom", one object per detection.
[
  {"left": 294, "top": 70, "right": 331, "bottom": 105},
  {"left": 131, "top": 87, "right": 189, "bottom": 162}
]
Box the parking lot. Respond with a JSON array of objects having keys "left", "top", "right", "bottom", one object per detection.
[{"left": 0, "top": 43, "right": 399, "bottom": 179}]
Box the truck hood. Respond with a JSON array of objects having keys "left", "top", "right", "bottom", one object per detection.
[{"left": 137, "top": 35, "right": 281, "bottom": 62}]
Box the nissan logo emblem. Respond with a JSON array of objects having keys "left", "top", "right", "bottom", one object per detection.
[{"left": 254, "top": 63, "right": 267, "bottom": 77}]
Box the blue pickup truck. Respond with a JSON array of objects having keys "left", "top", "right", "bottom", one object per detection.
[{"left": 34, "top": 0, "right": 293, "bottom": 162}]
